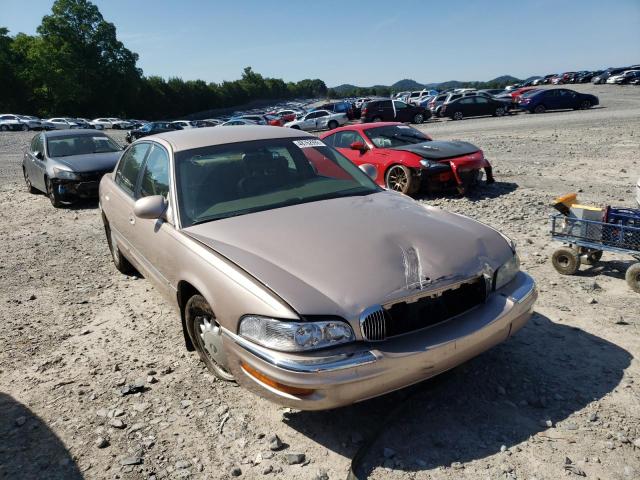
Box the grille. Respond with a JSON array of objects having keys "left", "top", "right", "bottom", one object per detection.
[
  {"left": 360, "top": 306, "right": 387, "bottom": 341},
  {"left": 75, "top": 170, "right": 112, "bottom": 182},
  {"left": 360, "top": 277, "right": 487, "bottom": 341}
]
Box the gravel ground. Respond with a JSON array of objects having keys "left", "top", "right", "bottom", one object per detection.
[{"left": 1, "top": 84, "right": 639, "bottom": 480}]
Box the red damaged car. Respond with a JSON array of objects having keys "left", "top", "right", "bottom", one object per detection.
[{"left": 320, "top": 122, "right": 494, "bottom": 195}]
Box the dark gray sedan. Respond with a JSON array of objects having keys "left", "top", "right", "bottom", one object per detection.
[{"left": 22, "top": 130, "right": 123, "bottom": 207}]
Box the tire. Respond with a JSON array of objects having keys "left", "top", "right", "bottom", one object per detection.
[
  {"left": 103, "top": 218, "right": 134, "bottom": 275},
  {"left": 551, "top": 247, "right": 580, "bottom": 275},
  {"left": 185, "top": 294, "right": 235, "bottom": 381},
  {"left": 452, "top": 111, "right": 463, "bottom": 121},
  {"left": 290, "top": 125, "right": 300, "bottom": 130},
  {"left": 21, "top": 124, "right": 29, "bottom": 131},
  {"left": 626, "top": 263, "right": 640, "bottom": 293},
  {"left": 495, "top": 107, "right": 505, "bottom": 117},
  {"left": 327, "top": 120, "right": 338, "bottom": 130},
  {"left": 582, "top": 250, "right": 603, "bottom": 265},
  {"left": 413, "top": 113, "right": 424, "bottom": 124},
  {"left": 385, "top": 164, "right": 418, "bottom": 195},
  {"left": 46, "top": 177, "right": 63, "bottom": 208},
  {"left": 534, "top": 104, "right": 546, "bottom": 114},
  {"left": 580, "top": 100, "right": 591, "bottom": 110},
  {"left": 0, "top": 125, "right": 8, "bottom": 132},
  {"left": 23, "top": 167, "right": 36, "bottom": 194},
  {"left": 373, "top": 116, "right": 383, "bottom": 123}
]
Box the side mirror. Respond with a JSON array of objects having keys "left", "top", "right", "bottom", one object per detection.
[
  {"left": 134, "top": 195, "right": 167, "bottom": 220},
  {"left": 350, "top": 141, "right": 367, "bottom": 152},
  {"left": 358, "top": 163, "right": 377, "bottom": 180},
  {"left": 34, "top": 151, "right": 44, "bottom": 160}
]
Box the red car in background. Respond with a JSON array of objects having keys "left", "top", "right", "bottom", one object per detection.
[
  {"left": 320, "top": 122, "right": 494, "bottom": 195},
  {"left": 510, "top": 87, "right": 539, "bottom": 101}
]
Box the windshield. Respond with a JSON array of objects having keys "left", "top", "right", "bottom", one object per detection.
[
  {"left": 363, "top": 125, "right": 430, "bottom": 148},
  {"left": 47, "top": 135, "right": 121, "bottom": 157},
  {"left": 175, "top": 138, "right": 380, "bottom": 227}
]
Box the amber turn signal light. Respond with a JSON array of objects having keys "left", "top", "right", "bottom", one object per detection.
[{"left": 241, "top": 362, "right": 315, "bottom": 396}]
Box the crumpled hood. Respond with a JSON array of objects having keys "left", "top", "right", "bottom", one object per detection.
[
  {"left": 55, "top": 152, "right": 121, "bottom": 173},
  {"left": 184, "top": 191, "right": 512, "bottom": 319},
  {"left": 390, "top": 140, "right": 480, "bottom": 161}
]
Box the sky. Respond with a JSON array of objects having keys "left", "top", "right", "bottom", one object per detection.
[{"left": 2, "top": 0, "right": 639, "bottom": 87}]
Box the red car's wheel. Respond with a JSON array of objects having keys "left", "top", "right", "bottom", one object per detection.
[{"left": 385, "top": 165, "right": 418, "bottom": 195}]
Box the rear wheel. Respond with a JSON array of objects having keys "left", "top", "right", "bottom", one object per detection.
[
  {"left": 21, "top": 124, "right": 29, "bottom": 131},
  {"left": 385, "top": 164, "right": 418, "bottom": 195},
  {"left": 290, "top": 125, "right": 300, "bottom": 130},
  {"left": 552, "top": 247, "right": 580, "bottom": 275},
  {"left": 626, "top": 263, "right": 640, "bottom": 293},
  {"left": 495, "top": 107, "right": 505, "bottom": 117},
  {"left": 580, "top": 99, "right": 592, "bottom": 109},
  {"left": 104, "top": 219, "right": 134, "bottom": 274},
  {"left": 23, "top": 167, "right": 36, "bottom": 193},
  {"left": 452, "top": 111, "right": 463, "bottom": 121},
  {"left": 413, "top": 113, "right": 424, "bottom": 124},
  {"left": 534, "top": 104, "right": 546, "bottom": 114},
  {"left": 327, "top": 120, "right": 338, "bottom": 130},
  {"left": 0, "top": 125, "right": 8, "bottom": 132},
  {"left": 185, "top": 294, "right": 235, "bottom": 381},
  {"left": 373, "top": 116, "right": 383, "bottom": 122}
]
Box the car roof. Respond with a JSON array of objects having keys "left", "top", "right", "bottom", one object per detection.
[
  {"left": 43, "top": 129, "right": 107, "bottom": 138},
  {"left": 151, "top": 125, "right": 314, "bottom": 151}
]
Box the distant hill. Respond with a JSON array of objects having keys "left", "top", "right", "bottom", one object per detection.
[{"left": 330, "top": 75, "right": 525, "bottom": 96}]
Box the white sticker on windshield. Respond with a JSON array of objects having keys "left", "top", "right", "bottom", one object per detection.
[{"left": 293, "top": 139, "right": 325, "bottom": 148}]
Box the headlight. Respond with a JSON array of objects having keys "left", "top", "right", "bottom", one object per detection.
[
  {"left": 238, "top": 315, "right": 355, "bottom": 352},
  {"left": 495, "top": 253, "right": 520, "bottom": 290},
  {"left": 52, "top": 167, "right": 78, "bottom": 180}
]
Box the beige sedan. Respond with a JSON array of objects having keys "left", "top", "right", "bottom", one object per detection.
[{"left": 99, "top": 126, "right": 537, "bottom": 410}]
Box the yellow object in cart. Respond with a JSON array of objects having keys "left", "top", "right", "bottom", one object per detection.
[{"left": 551, "top": 193, "right": 604, "bottom": 221}]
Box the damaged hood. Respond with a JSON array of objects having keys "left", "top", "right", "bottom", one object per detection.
[
  {"left": 53, "top": 152, "right": 121, "bottom": 173},
  {"left": 390, "top": 140, "right": 479, "bottom": 161},
  {"left": 184, "top": 191, "right": 512, "bottom": 319}
]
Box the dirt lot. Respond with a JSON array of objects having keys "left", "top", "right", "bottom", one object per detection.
[{"left": 1, "top": 84, "right": 639, "bottom": 480}]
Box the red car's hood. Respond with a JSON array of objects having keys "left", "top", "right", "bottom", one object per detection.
[{"left": 389, "top": 140, "right": 479, "bottom": 160}]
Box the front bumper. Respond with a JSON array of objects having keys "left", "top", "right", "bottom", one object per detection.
[
  {"left": 223, "top": 271, "right": 537, "bottom": 410},
  {"left": 52, "top": 178, "right": 102, "bottom": 199}
]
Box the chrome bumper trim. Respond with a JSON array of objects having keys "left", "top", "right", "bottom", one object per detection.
[
  {"left": 223, "top": 329, "right": 378, "bottom": 373},
  {"left": 507, "top": 274, "right": 536, "bottom": 304}
]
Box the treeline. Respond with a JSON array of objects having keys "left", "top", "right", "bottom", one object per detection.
[
  {"left": 327, "top": 86, "right": 392, "bottom": 99},
  {"left": 0, "top": 0, "right": 327, "bottom": 119}
]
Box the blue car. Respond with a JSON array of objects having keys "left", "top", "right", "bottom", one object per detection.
[{"left": 517, "top": 88, "right": 599, "bottom": 114}]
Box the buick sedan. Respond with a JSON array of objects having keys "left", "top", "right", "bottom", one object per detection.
[{"left": 99, "top": 126, "right": 537, "bottom": 410}]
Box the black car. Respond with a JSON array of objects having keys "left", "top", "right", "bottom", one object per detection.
[
  {"left": 440, "top": 96, "right": 508, "bottom": 120},
  {"left": 517, "top": 88, "right": 599, "bottom": 113},
  {"left": 361, "top": 99, "right": 431, "bottom": 124},
  {"left": 126, "top": 122, "right": 180, "bottom": 143}
]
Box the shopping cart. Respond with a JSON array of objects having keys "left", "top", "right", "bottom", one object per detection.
[{"left": 550, "top": 212, "right": 640, "bottom": 293}]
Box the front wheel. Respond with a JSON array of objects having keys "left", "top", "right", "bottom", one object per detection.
[
  {"left": 552, "top": 247, "right": 580, "bottom": 275},
  {"left": 495, "top": 107, "right": 505, "bottom": 117},
  {"left": 21, "top": 124, "right": 29, "bottom": 131},
  {"left": 185, "top": 295, "right": 235, "bottom": 381},
  {"left": 327, "top": 120, "right": 338, "bottom": 130},
  {"left": 290, "top": 125, "right": 300, "bottom": 130},
  {"left": 534, "top": 104, "right": 546, "bottom": 114},
  {"left": 413, "top": 113, "right": 424, "bottom": 124},
  {"left": 46, "top": 178, "right": 63, "bottom": 208},
  {"left": 373, "top": 116, "right": 383, "bottom": 122},
  {"left": 626, "top": 263, "right": 640, "bottom": 293},
  {"left": 452, "top": 111, "right": 463, "bottom": 121},
  {"left": 385, "top": 164, "right": 418, "bottom": 195},
  {"left": 0, "top": 125, "right": 8, "bottom": 132}
]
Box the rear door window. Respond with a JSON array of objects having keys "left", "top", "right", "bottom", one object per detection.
[{"left": 115, "top": 143, "right": 150, "bottom": 196}]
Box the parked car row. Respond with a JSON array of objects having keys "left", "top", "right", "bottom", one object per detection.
[
  {"left": 20, "top": 124, "right": 537, "bottom": 411},
  {"left": 511, "top": 64, "right": 640, "bottom": 88}
]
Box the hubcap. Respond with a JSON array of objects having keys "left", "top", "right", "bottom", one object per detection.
[
  {"left": 198, "top": 315, "right": 227, "bottom": 367},
  {"left": 454, "top": 112, "right": 463, "bottom": 120},
  {"left": 558, "top": 255, "right": 569, "bottom": 267},
  {"left": 388, "top": 167, "right": 408, "bottom": 192},
  {"left": 415, "top": 114, "right": 423, "bottom": 123}
]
